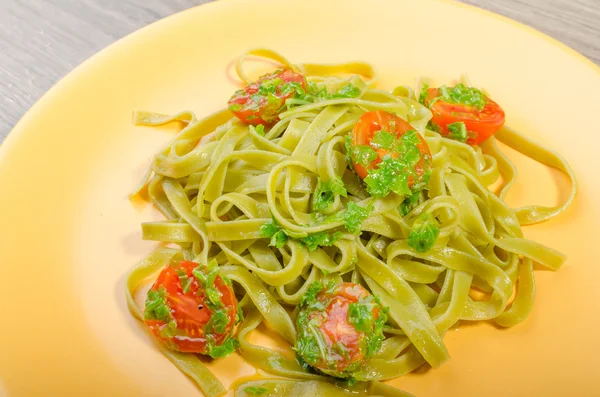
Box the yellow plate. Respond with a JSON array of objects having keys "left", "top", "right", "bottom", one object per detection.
[{"left": 1, "top": 0, "right": 599, "bottom": 396}]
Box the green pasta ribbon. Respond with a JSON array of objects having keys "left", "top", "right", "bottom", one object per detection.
[{"left": 126, "top": 49, "right": 577, "bottom": 396}]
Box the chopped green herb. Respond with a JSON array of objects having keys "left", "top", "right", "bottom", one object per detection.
[
  {"left": 266, "top": 92, "right": 280, "bottom": 105},
  {"left": 344, "top": 134, "right": 354, "bottom": 165},
  {"left": 438, "top": 83, "right": 487, "bottom": 110},
  {"left": 254, "top": 124, "right": 265, "bottom": 137},
  {"left": 144, "top": 286, "right": 172, "bottom": 322},
  {"left": 426, "top": 120, "right": 441, "bottom": 133},
  {"left": 399, "top": 192, "right": 422, "bottom": 216},
  {"left": 351, "top": 144, "right": 377, "bottom": 167},
  {"left": 270, "top": 230, "right": 288, "bottom": 248},
  {"left": 329, "top": 83, "right": 361, "bottom": 99},
  {"left": 408, "top": 213, "right": 440, "bottom": 252},
  {"left": 312, "top": 176, "right": 347, "bottom": 212},
  {"left": 280, "top": 81, "right": 305, "bottom": 97},
  {"left": 258, "top": 77, "right": 283, "bottom": 96},
  {"left": 250, "top": 93, "right": 262, "bottom": 105},
  {"left": 175, "top": 269, "right": 194, "bottom": 294},
  {"left": 348, "top": 301, "right": 376, "bottom": 332},
  {"left": 207, "top": 308, "right": 230, "bottom": 334},
  {"left": 236, "top": 307, "right": 244, "bottom": 325},
  {"left": 361, "top": 130, "right": 425, "bottom": 198},
  {"left": 371, "top": 130, "right": 395, "bottom": 150},
  {"left": 337, "top": 201, "right": 371, "bottom": 234},
  {"left": 181, "top": 277, "right": 193, "bottom": 294},
  {"left": 400, "top": 129, "right": 420, "bottom": 147},
  {"left": 294, "top": 328, "right": 322, "bottom": 365},
  {"left": 300, "top": 282, "right": 324, "bottom": 307},
  {"left": 261, "top": 217, "right": 344, "bottom": 251},
  {"left": 364, "top": 155, "right": 411, "bottom": 197},
  {"left": 334, "top": 341, "right": 350, "bottom": 360},
  {"left": 244, "top": 386, "right": 268, "bottom": 396},
  {"left": 228, "top": 103, "right": 242, "bottom": 112},
  {"left": 418, "top": 82, "right": 430, "bottom": 105},
  {"left": 159, "top": 320, "right": 178, "bottom": 339},
  {"left": 192, "top": 260, "right": 223, "bottom": 310},
  {"left": 447, "top": 121, "right": 468, "bottom": 142},
  {"left": 364, "top": 326, "right": 385, "bottom": 358},
  {"left": 344, "top": 377, "right": 358, "bottom": 387},
  {"left": 207, "top": 336, "right": 239, "bottom": 359},
  {"left": 300, "top": 231, "right": 343, "bottom": 251},
  {"left": 260, "top": 219, "right": 289, "bottom": 248},
  {"left": 282, "top": 81, "right": 362, "bottom": 112}
]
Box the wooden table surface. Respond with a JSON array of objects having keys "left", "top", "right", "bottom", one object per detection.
[{"left": 1, "top": 0, "right": 599, "bottom": 142}]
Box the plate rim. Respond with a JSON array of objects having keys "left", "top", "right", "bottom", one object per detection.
[{"left": 1, "top": 0, "right": 599, "bottom": 163}]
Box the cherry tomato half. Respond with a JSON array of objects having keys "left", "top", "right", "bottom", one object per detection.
[
  {"left": 144, "top": 260, "right": 238, "bottom": 355},
  {"left": 351, "top": 110, "right": 431, "bottom": 182},
  {"left": 295, "top": 282, "right": 387, "bottom": 378},
  {"left": 425, "top": 87, "right": 505, "bottom": 145},
  {"left": 227, "top": 69, "right": 307, "bottom": 126}
]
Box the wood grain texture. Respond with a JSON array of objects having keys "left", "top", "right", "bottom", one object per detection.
[{"left": 1, "top": 0, "right": 599, "bottom": 141}]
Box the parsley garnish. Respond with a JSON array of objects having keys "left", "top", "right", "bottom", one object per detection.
[
  {"left": 328, "top": 82, "right": 361, "bottom": 99},
  {"left": 300, "top": 282, "right": 324, "bottom": 307},
  {"left": 279, "top": 81, "right": 305, "bottom": 98},
  {"left": 207, "top": 335, "right": 239, "bottom": 359},
  {"left": 399, "top": 191, "right": 422, "bottom": 216},
  {"left": 300, "top": 231, "right": 343, "bottom": 251},
  {"left": 192, "top": 260, "right": 223, "bottom": 310},
  {"left": 260, "top": 219, "right": 289, "bottom": 248},
  {"left": 258, "top": 77, "right": 283, "bottom": 96},
  {"left": 447, "top": 121, "right": 468, "bottom": 142},
  {"left": 254, "top": 124, "right": 265, "bottom": 137},
  {"left": 351, "top": 144, "right": 378, "bottom": 167},
  {"left": 438, "top": 83, "right": 486, "bottom": 110},
  {"left": 244, "top": 386, "right": 268, "bottom": 395},
  {"left": 144, "top": 286, "right": 172, "bottom": 322},
  {"left": 328, "top": 201, "right": 372, "bottom": 234},
  {"left": 364, "top": 155, "right": 411, "bottom": 197},
  {"left": 176, "top": 269, "right": 194, "bottom": 294},
  {"left": 294, "top": 325, "right": 322, "bottom": 366},
  {"left": 418, "top": 82, "right": 429, "bottom": 105},
  {"left": 408, "top": 213, "right": 440, "bottom": 252},
  {"left": 426, "top": 120, "right": 441, "bottom": 133},
  {"left": 206, "top": 308, "right": 230, "bottom": 334},
  {"left": 312, "top": 176, "right": 347, "bottom": 212},
  {"left": 359, "top": 130, "right": 426, "bottom": 198},
  {"left": 348, "top": 300, "right": 376, "bottom": 332},
  {"left": 282, "top": 81, "right": 362, "bottom": 111},
  {"left": 236, "top": 307, "right": 244, "bottom": 325},
  {"left": 371, "top": 130, "right": 395, "bottom": 149},
  {"left": 228, "top": 103, "right": 242, "bottom": 112},
  {"left": 159, "top": 320, "right": 178, "bottom": 339},
  {"left": 260, "top": 218, "right": 343, "bottom": 251},
  {"left": 344, "top": 134, "right": 354, "bottom": 165}
]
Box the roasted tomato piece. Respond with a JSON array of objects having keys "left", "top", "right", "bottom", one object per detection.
[
  {"left": 348, "top": 110, "right": 432, "bottom": 198},
  {"left": 422, "top": 83, "right": 505, "bottom": 145},
  {"left": 228, "top": 69, "right": 307, "bottom": 126},
  {"left": 295, "top": 282, "right": 387, "bottom": 378},
  {"left": 144, "top": 260, "right": 238, "bottom": 358}
]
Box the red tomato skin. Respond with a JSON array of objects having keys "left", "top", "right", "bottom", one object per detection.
[
  {"left": 351, "top": 110, "right": 431, "bottom": 182},
  {"left": 228, "top": 69, "right": 307, "bottom": 126},
  {"left": 426, "top": 88, "right": 505, "bottom": 145},
  {"left": 144, "top": 261, "right": 237, "bottom": 354}
]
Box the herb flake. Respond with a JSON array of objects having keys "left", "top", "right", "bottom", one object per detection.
[{"left": 408, "top": 213, "right": 440, "bottom": 252}]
